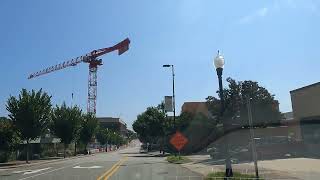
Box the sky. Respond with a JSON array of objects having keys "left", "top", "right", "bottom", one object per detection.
[{"left": 0, "top": 0, "right": 319, "bottom": 129}]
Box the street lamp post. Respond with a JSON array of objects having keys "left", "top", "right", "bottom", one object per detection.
[
  {"left": 214, "top": 51, "right": 233, "bottom": 178},
  {"left": 163, "top": 64, "right": 176, "bottom": 130}
]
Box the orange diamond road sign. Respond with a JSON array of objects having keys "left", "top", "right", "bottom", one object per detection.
[{"left": 170, "top": 131, "right": 188, "bottom": 151}]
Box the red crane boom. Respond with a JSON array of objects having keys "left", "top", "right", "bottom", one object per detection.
[{"left": 28, "top": 38, "right": 130, "bottom": 115}]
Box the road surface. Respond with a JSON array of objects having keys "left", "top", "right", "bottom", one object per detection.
[{"left": 0, "top": 145, "right": 202, "bottom": 180}]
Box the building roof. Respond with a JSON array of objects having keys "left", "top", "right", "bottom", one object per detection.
[
  {"left": 182, "top": 102, "right": 205, "bottom": 105},
  {"left": 181, "top": 102, "right": 209, "bottom": 116},
  {"left": 97, "top": 117, "right": 127, "bottom": 126},
  {"left": 290, "top": 82, "right": 320, "bottom": 93}
]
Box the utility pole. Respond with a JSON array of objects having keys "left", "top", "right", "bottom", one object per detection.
[
  {"left": 172, "top": 65, "right": 176, "bottom": 130},
  {"left": 247, "top": 97, "right": 259, "bottom": 179},
  {"left": 163, "top": 64, "right": 176, "bottom": 130}
]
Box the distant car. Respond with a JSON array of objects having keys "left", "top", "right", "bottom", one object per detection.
[
  {"left": 139, "top": 145, "right": 148, "bottom": 153},
  {"left": 150, "top": 143, "right": 160, "bottom": 151},
  {"left": 140, "top": 144, "right": 147, "bottom": 149},
  {"left": 207, "top": 147, "right": 217, "bottom": 153},
  {"left": 140, "top": 144, "right": 148, "bottom": 153},
  {"left": 139, "top": 147, "right": 147, "bottom": 153},
  {"left": 89, "top": 148, "right": 99, "bottom": 154},
  {"left": 207, "top": 147, "right": 220, "bottom": 158}
]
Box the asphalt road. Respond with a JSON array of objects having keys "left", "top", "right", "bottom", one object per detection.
[{"left": 0, "top": 145, "right": 202, "bottom": 180}]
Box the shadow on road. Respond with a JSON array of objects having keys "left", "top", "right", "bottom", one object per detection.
[
  {"left": 126, "top": 154, "right": 169, "bottom": 158},
  {"left": 119, "top": 152, "right": 141, "bottom": 155}
]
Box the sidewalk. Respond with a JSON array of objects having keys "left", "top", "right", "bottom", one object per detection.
[
  {"left": 0, "top": 154, "right": 96, "bottom": 169},
  {"left": 0, "top": 157, "right": 62, "bottom": 169},
  {"left": 181, "top": 155, "right": 304, "bottom": 179},
  {"left": 0, "top": 146, "right": 127, "bottom": 170}
]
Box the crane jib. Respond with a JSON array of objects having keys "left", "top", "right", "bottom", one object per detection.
[
  {"left": 27, "top": 38, "right": 130, "bottom": 115},
  {"left": 28, "top": 38, "right": 130, "bottom": 79}
]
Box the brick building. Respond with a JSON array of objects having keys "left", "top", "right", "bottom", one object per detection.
[{"left": 181, "top": 102, "right": 209, "bottom": 117}]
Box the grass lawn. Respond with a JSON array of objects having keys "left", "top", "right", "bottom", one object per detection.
[
  {"left": 166, "top": 155, "right": 191, "bottom": 164},
  {"left": 206, "top": 172, "right": 263, "bottom": 180}
]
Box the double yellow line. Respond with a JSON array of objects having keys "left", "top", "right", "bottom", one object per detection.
[{"left": 97, "top": 156, "right": 128, "bottom": 180}]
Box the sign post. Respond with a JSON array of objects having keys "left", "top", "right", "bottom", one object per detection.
[{"left": 247, "top": 97, "right": 259, "bottom": 179}]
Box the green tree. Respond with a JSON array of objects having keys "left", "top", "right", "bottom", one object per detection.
[
  {"left": 51, "top": 103, "right": 82, "bottom": 158},
  {"left": 108, "top": 131, "right": 126, "bottom": 147},
  {"left": 176, "top": 112, "right": 194, "bottom": 131},
  {"left": 79, "top": 113, "right": 98, "bottom": 153},
  {"left": 73, "top": 120, "right": 82, "bottom": 156},
  {"left": 6, "top": 89, "right": 52, "bottom": 163},
  {"left": 96, "top": 127, "right": 110, "bottom": 146},
  {"left": 206, "top": 78, "right": 282, "bottom": 128},
  {"left": 132, "top": 107, "right": 166, "bottom": 144},
  {"left": 0, "top": 117, "right": 19, "bottom": 162},
  {"left": 126, "top": 129, "right": 137, "bottom": 141}
]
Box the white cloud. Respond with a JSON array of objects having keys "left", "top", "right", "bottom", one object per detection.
[
  {"left": 273, "top": 0, "right": 318, "bottom": 12},
  {"left": 238, "top": 0, "right": 318, "bottom": 25},
  {"left": 258, "top": 7, "right": 268, "bottom": 16},
  {"left": 238, "top": 7, "right": 269, "bottom": 24}
]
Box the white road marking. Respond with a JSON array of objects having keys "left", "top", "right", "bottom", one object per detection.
[
  {"left": 18, "top": 162, "right": 80, "bottom": 180},
  {"left": 73, "top": 165, "right": 102, "bottom": 169},
  {"left": 12, "top": 170, "right": 32, "bottom": 174},
  {"left": 23, "top": 167, "right": 51, "bottom": 175}
]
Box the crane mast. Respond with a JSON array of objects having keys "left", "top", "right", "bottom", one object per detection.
[
  {"left": 87, "top": 59, "right": 102, "bottom": 115},
  {"left": 28, "top": 38, "right": 130, "bottom": 115}
]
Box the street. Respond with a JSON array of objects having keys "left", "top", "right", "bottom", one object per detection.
[{"left": 0, "top": 144, "right": 202, "bottom": 180}]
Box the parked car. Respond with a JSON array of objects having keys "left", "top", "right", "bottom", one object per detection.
[{"left": 139, "top": 144, "right": 148, "bottom": 153}]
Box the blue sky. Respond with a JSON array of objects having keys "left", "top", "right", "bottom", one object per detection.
[{"left": 0, "top": 0, "right": 319, "bottom": 129}]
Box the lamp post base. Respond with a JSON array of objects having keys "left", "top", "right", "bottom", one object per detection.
[{"left": 226, "top": 168, "right": 233, "bottom": 178}]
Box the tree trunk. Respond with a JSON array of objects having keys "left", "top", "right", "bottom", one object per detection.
[
  {"left": 63, "top": 143, "right": 66, "bottom": 158},
  {"left": 74, "top": 142, "right": 77, "bottom": 156},
  {"left": 160, "top": 137, "right": 163, "bottom": 154},
  {"left": 85, "top": 143, "right": 88, "bottom": 154},
  {"left": 26, "top": 140, "right": 29, "bottom": 164}
]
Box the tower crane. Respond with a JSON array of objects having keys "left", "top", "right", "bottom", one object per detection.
[{"left": 28, "top": 38, "right": 130, "bottom": 115}]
